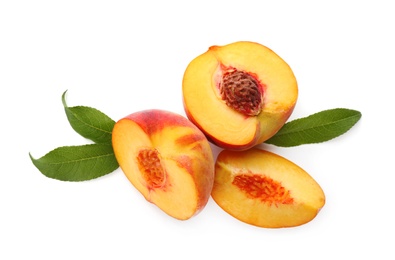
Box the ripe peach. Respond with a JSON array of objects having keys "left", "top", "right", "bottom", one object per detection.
[
  {"left": 182, "top": 41, "right": 298, "bottom": 150},
  {"left": 112, "top": 109, "right": 215, "bottom": 220},
  {"left": 212, "top": 148, "right": 325, "bottom": 228}
]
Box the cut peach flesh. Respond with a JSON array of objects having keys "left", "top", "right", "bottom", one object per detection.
[
  {"left": 183, "top": 48, "right": 259, "bottom": 147},
  {"left": 212, "top": 148, "right": 325, "bottom": 228},
  {"left": 112, "top": 110, "right": 215, "bottom": 220},
  {"left": 182, "top": 41, "right": 298, "bottom": 150}
]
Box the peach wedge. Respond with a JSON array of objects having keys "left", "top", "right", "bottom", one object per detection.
[
  {"left": 212, "top": 148, "right": 325, "bottom": 228},
  {"left": 182, "top": 41, "right": 298, "bottom": 150},
  {"left": 112, "top": 109, "right": 215, "bottom": 220}
]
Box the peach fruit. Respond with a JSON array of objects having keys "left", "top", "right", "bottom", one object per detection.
[
  {"left": 182, "top": 41, "right": 298, "bottom": 150},
  {"left": 212, "top": 148, "right": 325, "bottom": 228},
  {"left": 112, "top": 109, "right": 215, "bottom": 220}
]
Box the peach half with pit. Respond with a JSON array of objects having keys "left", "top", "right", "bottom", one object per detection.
[
  {"left": 112, "top": 109, "right": 215, "bottom": 220},
  {"left": 212, "top": 148, "right": 325, "bottom": 228},
  {"left": 182, "top": 41, "right": 298, "bottom": 150}
]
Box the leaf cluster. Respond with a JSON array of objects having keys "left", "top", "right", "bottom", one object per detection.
[{"left": 29, "top": 91, "right": 119, "bottom": 181}]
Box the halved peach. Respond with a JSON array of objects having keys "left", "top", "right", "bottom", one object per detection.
[
  {"left": 212, "top": 148, "right": 325, "bottom": 228},
  {"left": 112, "top": 109, "right": 215, "bottom": 220},
  {"left": 182, "top": 41, "right": 298, "bottom": 150}
]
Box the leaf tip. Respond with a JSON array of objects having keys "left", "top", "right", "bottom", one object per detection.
[
  {"left": 62, "top": 90, "right": 68, "bottom": 107},
  {"left": 28, "top": 152, "right": 35, "bottom": 161},
  {"left": 28, "top": 152, "right": 40, "bottom": 171}
]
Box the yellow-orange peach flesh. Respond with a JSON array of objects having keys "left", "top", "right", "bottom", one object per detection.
[
  {"left": 182, "top": 41, "right": 298, "bottom": 150},
  {"left": 212, "top": 148, "right": 325, "bottom": 228},
  {"left": 112, "top": 109, "right": 215, "bottom": 220}
]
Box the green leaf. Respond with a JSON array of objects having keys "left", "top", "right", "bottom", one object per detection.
[
  {"left": 265, "top": 108, "right": 362, "bottom": 147},
  {"left": 29, "top": 143, "right": 119, "bottom": 181},
  {"left": 62, "top": 90, "right": 115, "bottom": 143}
]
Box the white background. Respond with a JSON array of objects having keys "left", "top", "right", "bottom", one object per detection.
[{"left": 1, "top": 1, "right": 394, "bottom": 259}]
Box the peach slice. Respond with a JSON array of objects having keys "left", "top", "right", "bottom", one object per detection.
[
  {"left": 182, "top": 41, "right": 298, "bottom": 150},
  {"left": 112, "top": 109, "right": 215, "bottom": 220},
  {"left": 212, "top": 148, "right": 325, "bottom": 228}
]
